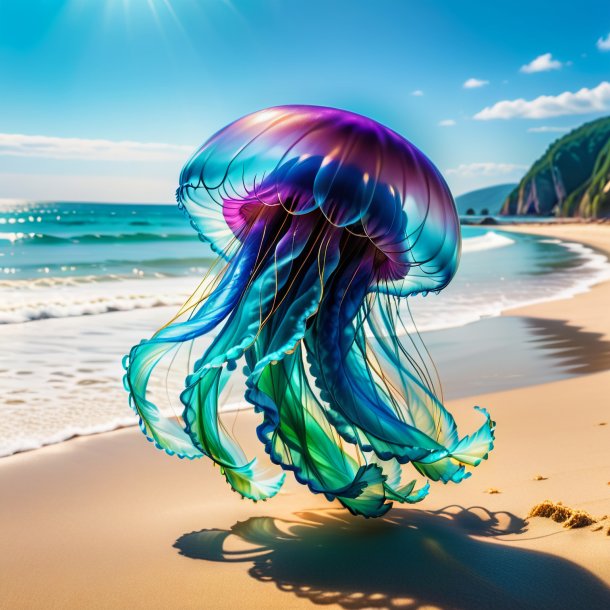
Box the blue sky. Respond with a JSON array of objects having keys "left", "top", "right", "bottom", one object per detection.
[{"left": 1, "top": 0, "right": 610, "bottom": 201}]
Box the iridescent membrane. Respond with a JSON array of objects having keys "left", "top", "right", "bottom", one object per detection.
[{"left": 124, "top": 105, "right": 494, "bottom": 517}]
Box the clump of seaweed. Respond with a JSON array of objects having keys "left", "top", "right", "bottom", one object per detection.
[
  {"left": 564, "top": 511, "right": 596, "bottom": 529},
  {"left": 528, "top": 500, "right": 597, "bottom": 529}
]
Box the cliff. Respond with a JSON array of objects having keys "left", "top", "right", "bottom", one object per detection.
[{"left": 501, "top": 117, "right": 610, "bottom": 218}]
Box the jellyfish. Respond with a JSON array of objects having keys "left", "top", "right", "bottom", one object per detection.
[{"left": 123, "top": 105, "right": 494, "bottom": 518}]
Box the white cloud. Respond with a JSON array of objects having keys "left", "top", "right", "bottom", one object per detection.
[
  {"left": 0, "top": 172, "right": 177, "bottom": 203},
  {"left": 474, "top": 81, "right": 610, "bottom": 120},
  {"left": 463, "top": 78, "right": 489, "bottom": 89},
  {"left": 438, "top": 119, "right": 456, "bottom": 127},
  {"left": 445, "top": 162, "right": 528, "bottom": 177},
  {"left": 0, "top": 133, "right": 195, "bottom": 162},
  {"left": 527, "top": 125, "right": 572, "bottom": 133},
  {"left": 597, "top": 33, "right": 610, "bottom": 51},
  {"left": 444, "top": 163, "right": 528, "bottom": 196},
  {"left": 520, "top": 53, "right": 562, "bottom": 73},
  {"left": 411, "top": 89, "right": 424, "bottom": 96}
]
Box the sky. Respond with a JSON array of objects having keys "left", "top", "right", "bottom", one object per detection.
[{"left": 1, "top": 0, "right": 610, "bottom": 202}]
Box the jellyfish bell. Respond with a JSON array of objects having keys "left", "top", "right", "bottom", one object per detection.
[
  {"left": 124, "top": 105, "right": 494, "bottom": 518},
  {"left": 178, "top": 105, "right": 460, "bottom": 296}
]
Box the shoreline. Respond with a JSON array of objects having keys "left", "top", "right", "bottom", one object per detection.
[
  {"left": 5, "top": 222, "right": 608, "bottom": 461},
  {"left": 461, "top": 217, "right": 610, "bottom": 226},
  {"left": 2, "top": 225, "right": 610, "bottom": 459},
  {"left": 500, "top": 224, "right": 610, "bottom": 336},
  {"left": 1, "top": 223, "right": 609, "bottom": 608}
]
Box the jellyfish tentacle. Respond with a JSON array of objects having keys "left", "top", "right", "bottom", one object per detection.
[
  {"left": 247, "top": 347, "right": 391, "bottom": 518},
  {"left": 305, "top": 245, "right": 494, "bottom": 483},
  {"left": 368, "top": 299, "right": 495, "bottom": 482},
  {"left": 372, "top": 457, "right": 430, "bottom": 504},
  {"left": 181, "top": 364, "right": 285, "bottom": 501},
  {"left": 369, "top": 290, "right": 496, "bottom": 482},
  {"left": 179, "top": 213, "right": 326, "bottom": 498},
  {"left": 123, "top": 232, "right": 262, "bottom": 458},
  {"left": 308, "top": 249, "right": 446, "bottom": 461},
  {"left": 240, "top": 232, "right": 394, "bottom": 517},
  {"left": 248, "top": 323, "right": 430, "bottom": 513},
  {"left": 369, "top": 298, "right": 458, "bottom": 445},
  {"left": 181, "top": 213, "right": 391, "bottom": 516},
  {"left": 124, "top": 341, "right": 203, "bottom": 459}
]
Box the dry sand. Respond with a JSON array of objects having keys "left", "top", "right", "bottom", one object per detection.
[{"left": 1, "top": 225, "right": 609, "bottom": 609}]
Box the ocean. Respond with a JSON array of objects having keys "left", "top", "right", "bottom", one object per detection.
[{"left": 1, "top": 200, "right": 609, "bottom": 457}]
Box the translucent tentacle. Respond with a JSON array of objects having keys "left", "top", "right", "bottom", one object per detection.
[
  {"left": 248, "top": 347, "right": 391, "bottom": 517},
  {"left": 228, "top": 229, "right": 393, "bottom": 516},
  {"left": 306, "top": 250, "right": 494, "bottom": 485},
  {"left": 123, "top": 236, "right": 260, "bottom": 458},
  {"left": 179, "top": 214, "right": 326, "bottom": 499},
  {"left": 181, "top": 365, "right": 284, "bottom": 501},
  {"left": 308, "top": 252, "right": 446, "bottom": 461}
]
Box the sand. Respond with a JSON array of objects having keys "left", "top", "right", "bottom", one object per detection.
[{"left": 1, "top": 224, "right": 609, "bottom": 609}]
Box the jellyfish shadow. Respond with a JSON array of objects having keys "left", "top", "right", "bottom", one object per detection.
[{"left": 175, "top": 506, "right": 610, "bottom": 610}]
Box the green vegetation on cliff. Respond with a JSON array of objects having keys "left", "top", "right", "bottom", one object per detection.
[{"left": 501, "top": 117, "right": 610, "bottom": 218}]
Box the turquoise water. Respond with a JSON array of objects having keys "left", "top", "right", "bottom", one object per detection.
[
  {"left": 0, "top": 202, "right": 600, "bottom": 323},
  {"left": 0, "top": 202, "right": 585, "bottom": 284},
  {"left": 0, "top": 201, "right": 605, "bottom": 329},
  {"left": 0, "top": 202, "right": 210, "bottom": 280}
]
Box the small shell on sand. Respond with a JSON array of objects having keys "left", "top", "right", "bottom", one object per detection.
[
  {"left": 533, "top": 475, "right": 548, "bottom": 481},
  {"left": 484, "top": 488, "right": 501, "bottom": 494}
]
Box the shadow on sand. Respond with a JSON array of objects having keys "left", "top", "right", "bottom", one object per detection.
[
  {"left": 175, "top": 506, "right": 610, "bottom": 610},
  {"left": 524, "top": 317, "right": 610, "bottom": 375}
]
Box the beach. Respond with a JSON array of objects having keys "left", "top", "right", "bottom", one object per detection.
[
  {"left": 1, "top": 223, "right": 610, "bottom": 609},
  {"left": 4, "top": 2, "right": 610, "bottom": 608}
]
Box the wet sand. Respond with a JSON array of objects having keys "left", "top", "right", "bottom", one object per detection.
[{"left": 1, "top": 224, "right": 609, "bottom": 609}]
